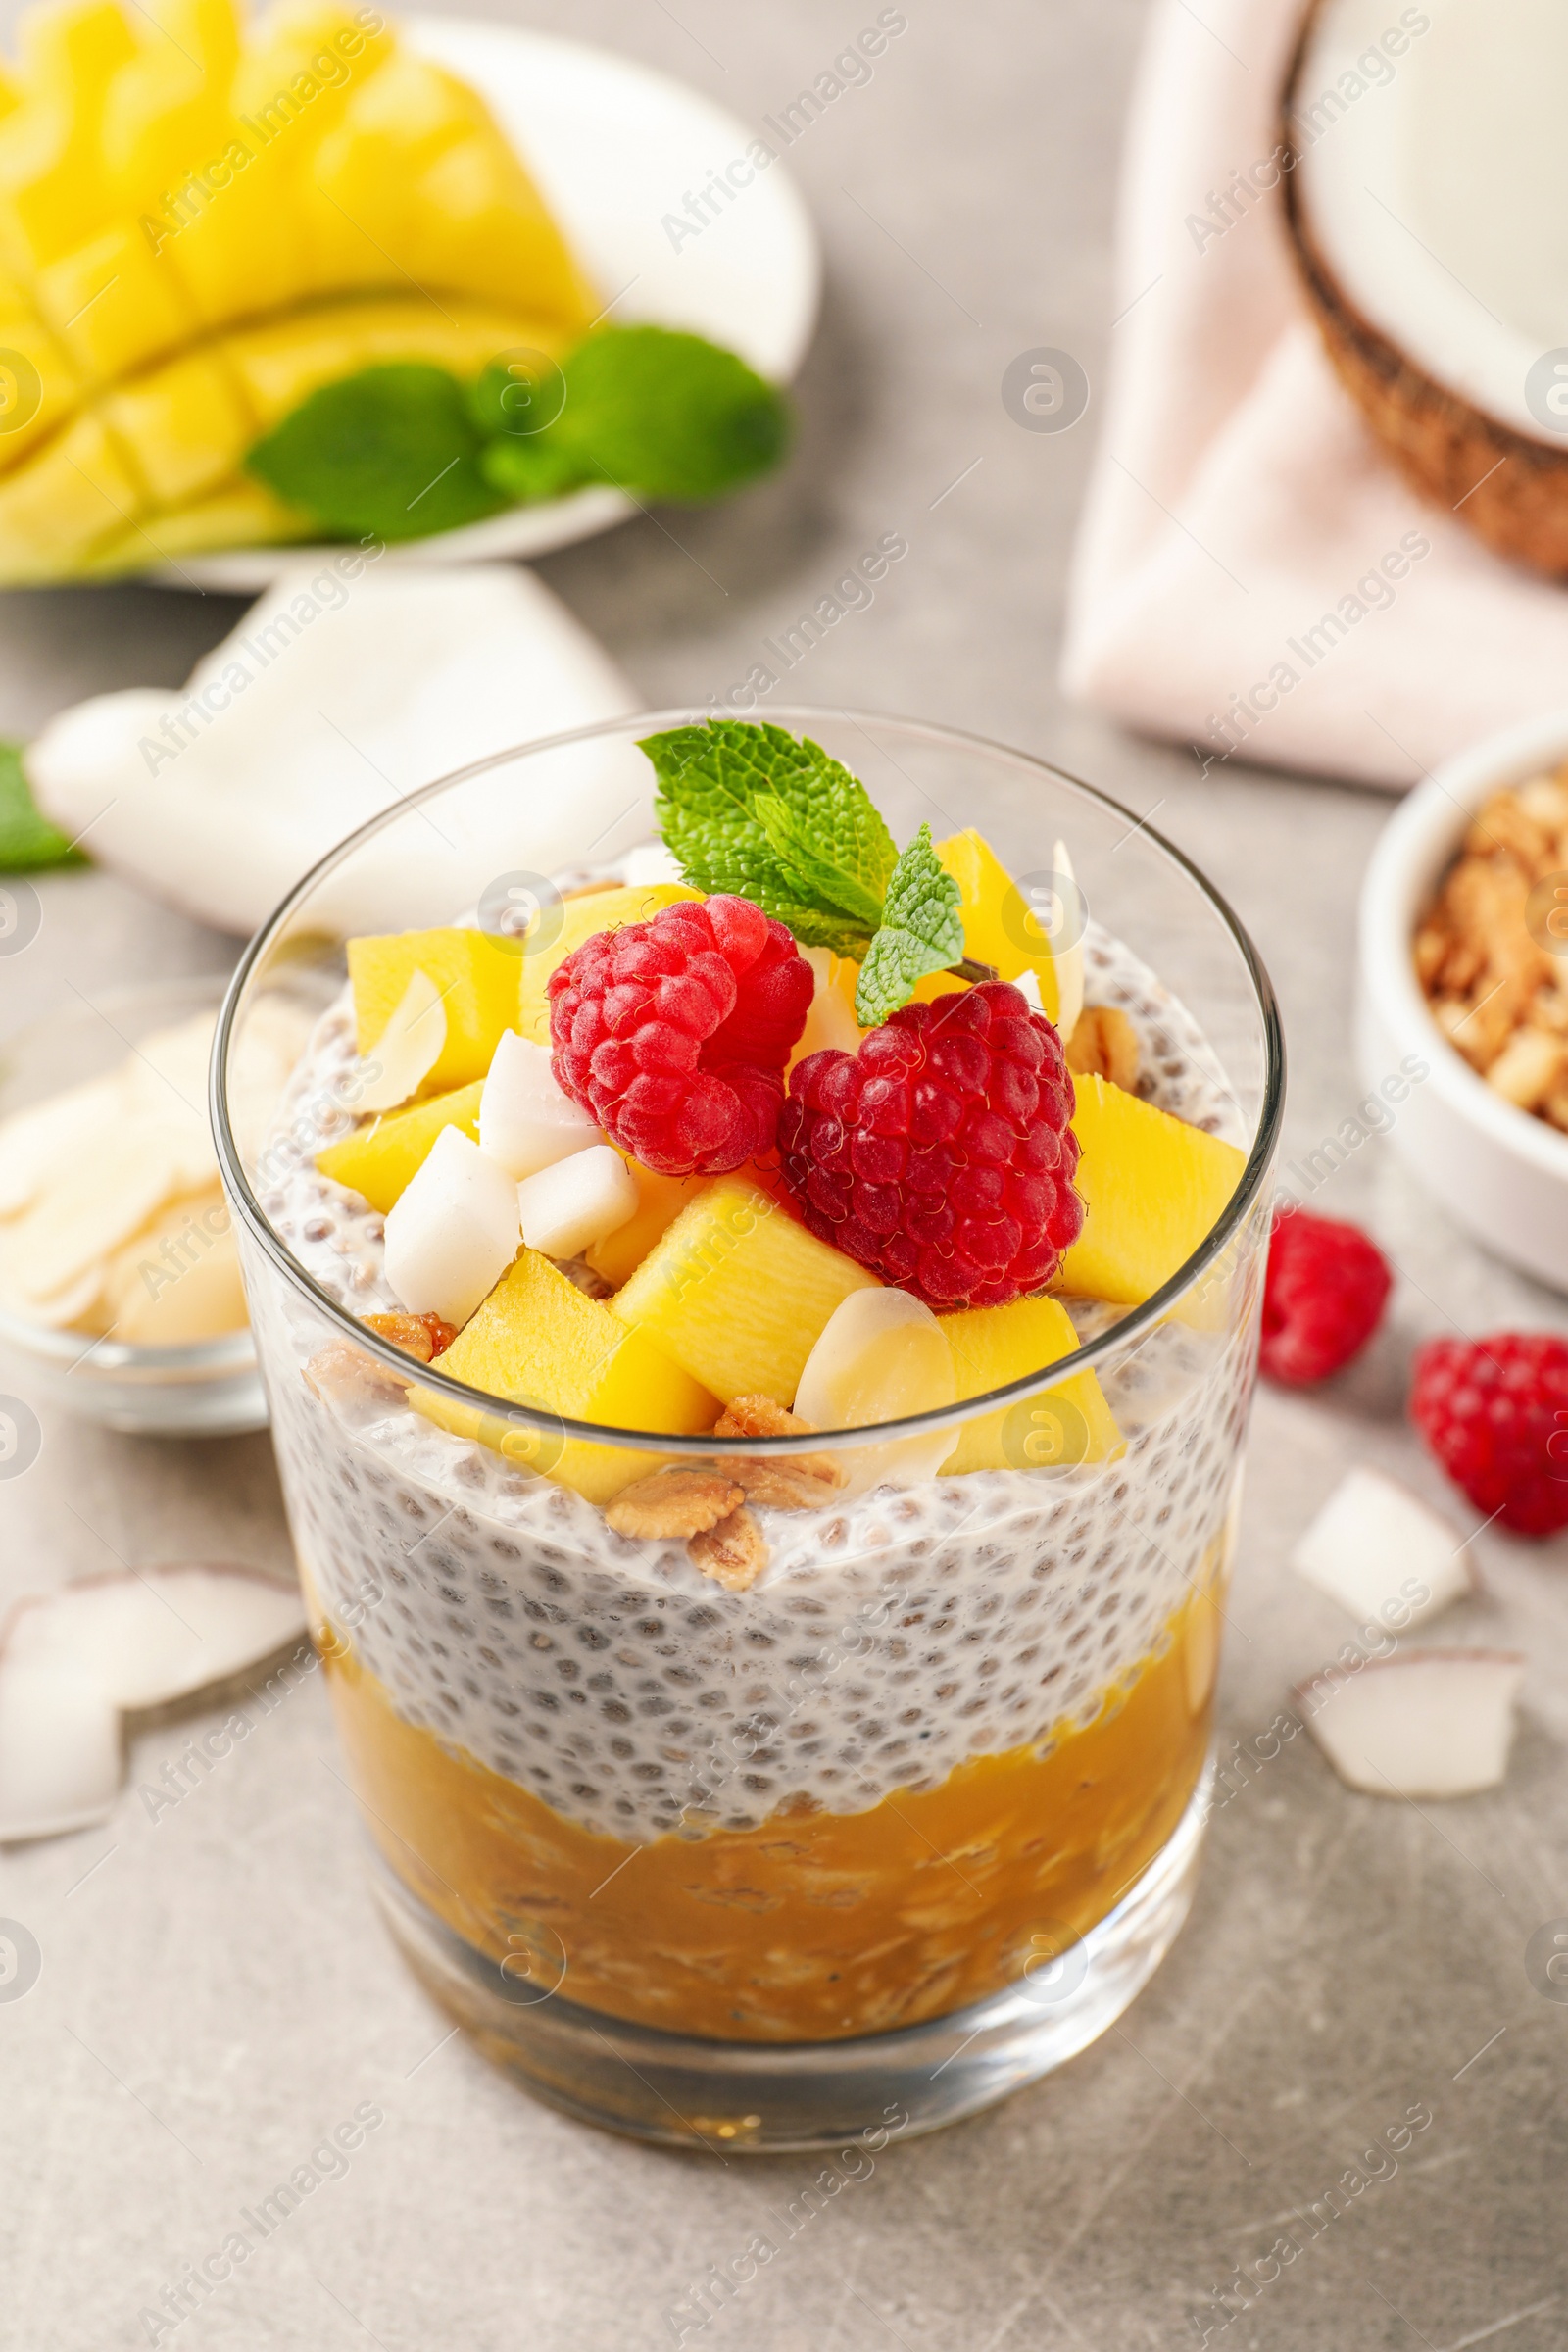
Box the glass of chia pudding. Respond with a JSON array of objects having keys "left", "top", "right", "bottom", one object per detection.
[{"left": 214, "top": 709, "right": 1282, "bottom": 2150}]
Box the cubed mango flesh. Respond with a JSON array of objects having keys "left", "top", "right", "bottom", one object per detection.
[
  {"left": 583, "top": 1156, "right": 710, "bottom": 1291},
  {"left": 347, "top": 927, "right": 519, "bottom": 1095},
  {"left": 315, "top": 1078, "right": 482, "bottom": 1215},
  {"left": 939, "top": 1294, "right": 1120, "bottom": 1476},
  {"left": 611, "top": 1177, "right": 880, "bottom": 1406},
  {"left": 1063, "top": 1073, "right": 1246, "bottom": 1306},
  {"left": 516, "top": 882, "right": 701, "bottom": 1044},
  {"left": 416, "top": 1246, "right": 717, "bottom": 1504}
]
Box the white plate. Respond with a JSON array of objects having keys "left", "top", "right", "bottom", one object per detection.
[{"left": 157, "top": 18, "right": 820, "bottom": 592}]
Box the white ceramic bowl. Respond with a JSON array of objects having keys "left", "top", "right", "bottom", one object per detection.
[{"left": 1357, "top": 708, "right": 1568, "bottom": 1292}]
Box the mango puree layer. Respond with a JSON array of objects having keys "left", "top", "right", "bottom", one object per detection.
[{"left": 317, "top": 1577, "right": 1221, "bottom": 2044}]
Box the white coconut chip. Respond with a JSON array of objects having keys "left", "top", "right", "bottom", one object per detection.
[
  {"left": 1298, "top": 1650, "right": 1526, "bottom": 1800},
  {"left": 1291, "top": 1466, "right": 1474, "bottom": 1632},
  {"left": 0, "top": 1074, "right": 126, "bottom": 1218},
  {"left": 383, "top": 1124, "right": 518, "bottom": 1324},
  {"left": 478, "top": 1031, "right": 601, "bottom": 1180},
  {"left": 1053, "top": 838, "right": 1085, "bottom": 1044},
  {"left": 0, "top": 1565, "right": 307, "bottom": 1842},
  {"left": 355, "top": 967, "right": 447, "bottom": 1114},
  {"left": 517, "top": 1144, "right": 636, "bottom": 1260}
]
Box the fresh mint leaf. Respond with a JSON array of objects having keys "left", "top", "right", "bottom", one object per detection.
[
  {"left": 245, "top": 365, "right": 507, "bottom": 542},
  {"left": 478, "top": 432, "right": 596, "bottom": 506},
  {"left": 0, "top": 741, "right": 83, "bottom": 870},
  {"left": 639, "top": 719, "right": 896, "bottom": 954},
  {"left": 540, "top": 326, "right": 789, "bottom": 502},
  {"left": 854, "top": 825, "right": 964, "bottom": 1025}
]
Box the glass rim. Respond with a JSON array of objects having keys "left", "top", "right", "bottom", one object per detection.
[{"left": 212, "top": 704, "right": 1285, "bottom": 1458}]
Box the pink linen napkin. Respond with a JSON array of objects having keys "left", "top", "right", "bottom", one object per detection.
[{"left": 1060, "top": 0, "right": 1568, "bottom": 791}]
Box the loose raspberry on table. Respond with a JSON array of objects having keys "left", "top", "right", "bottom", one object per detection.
[
  {"left": 777, "top": 983, "right": 1083, "bottom": 1309},
  {"left": 1258, "top": 1208, "right": 1392, "bottom": 1385},
  {"left": 548, "top": 894, "right": 813, "bottom": 1176},
  {"left": 1410, "top": 1331, "right": 1568, "bottom": 1538}
]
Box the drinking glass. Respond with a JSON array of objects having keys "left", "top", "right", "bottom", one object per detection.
[{"left": 214, "top": 709, "right": 1282, "bottom": 2149}]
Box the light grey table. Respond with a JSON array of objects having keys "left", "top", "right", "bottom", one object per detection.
[{"left": 3, "top": 4, "right": 1566, "bottom": 2348}]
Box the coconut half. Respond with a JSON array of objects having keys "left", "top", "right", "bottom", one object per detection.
[
  {"left": 1283, "top": 0, "right": 1568, "bottom": 575},
  {"left": 0, "top": 1565, "right": 306, "bottom": 1842}
]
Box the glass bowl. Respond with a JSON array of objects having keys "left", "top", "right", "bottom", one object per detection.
[
  {"left": 215, "top": 708, "right": 1284, "bottom": 2147},
  {"left": 0, "top": 973, "right": 267, "bottom": 1437}
]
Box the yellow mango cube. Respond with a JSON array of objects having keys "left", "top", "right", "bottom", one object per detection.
[
  {"left": 347, "top": 927, "right": 518, "bottom": 1096},
  {"left": 315, "top": 1079, "right": 482, "bottom": 1214},
  {"left": 34, "top": 216, "right": 198, "bottom": 380},
  {"left": 584, "top": 1158, "right": 710, "bottom": 1291},
  {"left": 0, "top": 303, "right": 79, "bottom": 475},
  {"left": 939, "top": 1294, "right": 1120, "bottom": 1476},
  {"left": 924, "top": 829, "right": 1059, "bottom": 1021},
  {"left": 416, "top": 1247, "right": 717, "bottom": 1504},
  {"left": 611, "top": 1178, "right": 879, "bottom": 1405},
  {"left": 516, "top": 882, "right": 701, "bottom": 1044},
  {"left": 82, "top": 471, "right": 308, "bottom": 570},
  {"left": 0, "top": 406, "right": 142, "bottom": 573},
  {"left": 102, "top": 346, "right": 253, "bottom": 504},
  {"left": 1063, "top": 1074, "right": 1246, "bottom": 1306}
]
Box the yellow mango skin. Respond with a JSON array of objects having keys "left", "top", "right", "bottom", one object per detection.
[
  {"left": 33, "top": 214, "right": 199, "bottom": 381},
  {"left": 347, "top": 928, "right": 518, "bottom": 1096},
  {"left": 939, "top": 1295, "right": 1120, "bottom": 1477},
  {"left": 1063, "top": 1074, "right": 1247, "bottom": 1307},
  {"left": 416, "top": 1248, "right": 718, "bottom": 1505},
  {"left": 612, "top": 1178, "right": 880, "bottom": 1407},
  {"left": 315, "top": 1078, "right": 483, "bottom": 1215},
  {"left": 517, "top": 883, "right": 702, "bottom": 1044},
  {"left": 584, "top": 1158, "right": 710, "bottom": 1292}
]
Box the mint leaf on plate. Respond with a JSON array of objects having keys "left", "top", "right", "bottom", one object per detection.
[
  {"left": 854, "top": 825, "right": 964, "bottom": 1026},
  {"left": 640, "top": 719, "right": 897, "bottom": 954},
  {"left": 540, "top": 327, "right": 789, "bottom": 503},
  {"left": 245, "top": 364, "right": 507, "bottom": 541},
  {"left": 0, "top": 741, "right": 84, "bottom": 871}
]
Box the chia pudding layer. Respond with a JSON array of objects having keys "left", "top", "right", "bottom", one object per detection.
[{"left": 242, "top": 922, "right": 1263, "bottom": 1851}]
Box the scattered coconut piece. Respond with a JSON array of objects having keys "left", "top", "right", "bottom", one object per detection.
[
  {"left": 1291, "top": 1466, "right": 1474, "bottom": 1632},
  {"left": 479, "top": 1031, "right": 602, "bottom": 1180},
  {"left": 0, "top": 1565, "right": 307, "bottom": 1841},
  {"left": 355, "top": 967, "right": 447, "bottom": 1114},
  {"left": 1298, "top": 1650, "right": 1525, "bottom": 1800},
  {"left": 518, "top": 1144, "right": 637, "bottom": 1260},
  {"left": 796, "top": 1288, "right": 956, "bottom": 1495},
  {"left": 382, "top": 1125, "right": 518, "bottom": 1324},
  {"left": 0, "top": 1662, "right": 122, "bottom": 1841},
  {"left": 4, "top": 1564, "right": 306, "bottom": 1711}
]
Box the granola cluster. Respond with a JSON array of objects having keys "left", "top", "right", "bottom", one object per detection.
[
  {"left": 1414, "top": 772, "right": 1568, "bottom": 1128},
  {"left": 604, "top": 1396, "right": 847, "bottom": 1592}
]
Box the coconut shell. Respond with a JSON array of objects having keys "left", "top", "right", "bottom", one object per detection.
[{"left": 1280, "top": 0, "right": 1568, "bottom": 579}]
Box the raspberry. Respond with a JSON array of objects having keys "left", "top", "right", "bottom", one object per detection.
[
  {"left": 548, "top": 893, "right": 813, "bottom": 1176},
  {"left": 1411, "top": 1332, "right": 1568, "bottom": 1538},
  {"left": 777, "top": 983, "right": 1083, "bottom": 1309},
  {"left": 1258, "top": 1209, "right": 1392, "bottom": 1385}
]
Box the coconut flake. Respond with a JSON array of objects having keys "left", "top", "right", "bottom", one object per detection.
[
  {"left": 0, "top": 1566, "right": 307, "bottom": 1841},
  {"left": 1053, "top": 838, "right": 1085, "bottom": 1042},
  {"left": 0, "top": 1074, "right": 126, "bottom": 1218},
  {"left": 355, "top": 968, "right": 447, "bottom": 1114},
  {"left": 1298, "top": 1650, "right": 1525, "bottom": 1800},
  {"left": 1291, "top": 1466, "right": 1474, "bottom": 1631},
  {"left": 796, "top": 1288, "right": 956, "bottom": 1495}
]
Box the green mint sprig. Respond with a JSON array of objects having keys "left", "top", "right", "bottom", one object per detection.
[
  {"left": 245, "top": 327, "right": 790, "bottom": 543},
  {"left": 639, "top": 719, "right": 985, "bottom": 1025},
  {"left": 0, "top": 742, "right": 85, "bottom": 871}
]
